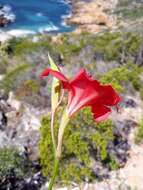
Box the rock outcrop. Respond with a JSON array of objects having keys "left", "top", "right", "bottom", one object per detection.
[
  {"left": 66, "top": 0, "right": 120, "bottom": 33},
  {"left": 0, "top": 5, "right": 15, "bottom": 27}
]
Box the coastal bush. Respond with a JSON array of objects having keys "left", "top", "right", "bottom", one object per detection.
[
  {"left": 16, "top": 79, "right": 40, "bottom": 97},
  {"left": 117, "top": 6, "right": 143, "bottom": 20},
  {"left": 92, "top": 32, "right": 141, "bottom": 61},
  {"left": 0, "top": 146, "right": 40, "bottom": 189},
  {"left": 0, "top": 32, "right": 142, "bottom": 98},
  {"left": 53, "top": 34, "right": 84, "bottom": 59},
  {"left": 92, "top": 32, "right": 122, "bottom": 61},
  {"left": 10, "top": 37, "right": 51, "bottom": 56},
  {"left": 135, "top": 120, "right": 143, "bottom": 144},
  {"left": 47, "top": 32, "right": 142, "bottom": 69},
  {"left": 140, "top": 87, "right": 143, "bottom": 100},
  {"left": 0, "top": 58, "right": 8, "bottom": 74},
  {"left": 116, "top": 0, "right": 143, "bottom": 21},
  {"left": 100, "top": 63, "right": 143, "bottom": 92},
  {"left": 0, "top": 63, "right": 30, "bottom": 93},
  {"left": 39, "top": 108, "right": 118, "bottom": 183},
  {"left": 15, "top": 79, "right": 43, "bottom": 106},
  {"left": 118, "top": 0, "right": 134, "bottom": 7},
  {"left": 2, "top": 32, "right": 142, "bottom": 69},
  {"left": 0, "top": 147, "right": 28, "bottom": 181},
  {"left": 1, "top": 38, "right": 21, "bottom": 55}
]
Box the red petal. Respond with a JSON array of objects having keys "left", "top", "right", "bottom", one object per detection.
[
  {"left": 100, "top": 85, "right": 121, "bottom": 106},
  {"left": 40, "top": 68, "right": 68, "bottom": 82},
  {"left": 67, "top": 69, "right": 100, "bottom": 116},
  {"left": 91, "top": 104, "right": 111, "bottom": 122},
  {"left": 70, "top": 68, "right": 86, "bottom": 83},
  {"left": 70, "top": 68, "right": 99, "bottom": 85},
  {"left": 40, "top": 69, "right": 50, "bottom": 79}
]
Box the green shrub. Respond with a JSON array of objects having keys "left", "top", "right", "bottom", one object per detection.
[
  {"left": 3, "top": 32, "right": 142, "bottom": 69},
  {"left": 93, "top": 32, "right": 122, "bottom": 61},
  {"left": 135, "top": 120, "right": 143, "bottom": 144},
  {"left": 39, "top": 108, "right": 117, "bottom": 184},
  {"left": 140, "top": 87, "right": 143, "bottom": 100},
  {"left": 100, "top": 63, "right": 143, "bottom": 92},
  {"left": 53, "top": 35, "right": 84, "bottom": 59},
  {"left": 118, "top": 7, "right": 143, "bottom": 20},
  {"left": 0, "top": 64, "right": 30, "bottom": 93},
  {"left": 0, "top": 147, "right": 29, "bottom": 180},
  {"left": 118, "top": 0, "right": 134, "bottom": 7},
  {"left": 10, "top": 37, "right": 51, "bottom": 56},
  {"left": 16, "top": 79, "right": 40, "bottom": 97},
  {"left": 0, "top": 58, "right": 8, "bottom": 74},
  {"left": 117, "top": 0, "right": 143, "bottom": 21},
  {"left": 91, "top": 32, "right": 141, "bottom": 61}
]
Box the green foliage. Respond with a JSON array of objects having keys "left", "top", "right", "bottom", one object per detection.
[
  {"left": 140, "top": 87, "right": 143, "bottom": 100},
  {"left": 0, "top": 38, "right": 20, "bottom": 55},
  {"left": 135, "top": 120, "right": 143, "bottom": 144},
  {"left": 8, "top": 37, "right": 51, "bottom": 56},
  {"left": 49, "top": 32, "right": 141, "bottom": 64},
  {"left": 0, "top": 58, "right": 8, "bottom": 74},
  {"left": 116, "top": 0, "right": 143, "bottom": 21},
  {"left": 90, "top": 120, "right": 114, "bottom": 161},
  {"left": 39, "top": 108, "right": 117, "bottom": 184},
  {"left": 0, "top": 147, "right": 29, "bottom": 180},
  {"left": 2, "top": 32, "right": 142, "bottom": 68},
  {"left": 100, "top": 63, "right": 143, "bottom": 92},
  {"left": 92, "top": 32, "right": 122, "bottom": 61},
  {"left": 92, "top": 32, "right": 141, "bottom": 61},
  {"left": 16, "top": 79, "right": 40, "bottom": 98},
  {"left": 118, "top": 0, "right": 134, "bottom": 7},
  {"left": 108, "top": 155, "right": 119, "bottom": 170},
  {"left": 0, "top": 64, "right": 30, "bottom": 93},
  {"left": 24, "top": 80, "right": 39, "bottom": 93},
  {"left": 117, "top": 6, "right": 143, "bottom": 20},
  {"left": 124, "top": 33, "right": 141, "bottom": 55},
  {"left": 53, "top": 34, "right": 84, "bottom": 58}
]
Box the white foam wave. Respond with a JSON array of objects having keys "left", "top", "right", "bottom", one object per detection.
[
  {"left": 5, "top": 13, "right": 16, "bottom": 21},
  {"left": 61, "top": 12, "right": 71, "bottom": 19},
  {"left": 0, "top": 4, "right": 16, "bottom": 22},
  {"left": 61, "top": 12, "right": 71, "bottom": 27},
  {"left": 56, "top": 0, "right": 71, "bottom": 5},
  {"left": 61, "top": 20, "right": 71, "bottom": 28},
  {"left": 36, "top": 12, "right": 45, "bottom": 17},
  {"left": 2, "top": 5, "right": 12, "bottom": 12},
  {"left": 7, "top": 29, "right": 36, "bottom": 37},
  {"left": 38, "top": 23, "right": 59, "bottom": 33}
]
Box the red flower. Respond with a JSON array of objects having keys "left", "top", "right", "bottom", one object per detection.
[{"left": 41, "top": 68, "right": 121, "bottom": 122}]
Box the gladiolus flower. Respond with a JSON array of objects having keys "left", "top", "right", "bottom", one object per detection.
[{"left": 41, "top": 68, "right": 121, "bottom": 122}]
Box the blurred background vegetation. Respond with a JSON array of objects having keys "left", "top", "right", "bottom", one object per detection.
[{"left": 0, "top": 30, "right": 143, "bottom": 187}]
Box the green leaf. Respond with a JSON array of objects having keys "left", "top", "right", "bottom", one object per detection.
[{"left": 48, "top": 53, "right": 60, "bottom": 111}]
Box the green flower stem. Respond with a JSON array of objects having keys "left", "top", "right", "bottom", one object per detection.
[
  {"left": 51, "top": 111, "right": 56, "bottom": 153},
  {"left": 51, "top": 91, "right": 64, "bottom": 153},
  {"left": 48, "top": 110, "right": 69, "bottom": 190},
  {"left": 56, "top": 110, "right": 69, "bottom": 158},
  {"left": 48, "top": 158, "right": 59, "bottom": 190}
]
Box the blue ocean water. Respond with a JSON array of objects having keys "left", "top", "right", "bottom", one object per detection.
[{"left": 0, "top": 0, "right": 74, "bottom": 33}]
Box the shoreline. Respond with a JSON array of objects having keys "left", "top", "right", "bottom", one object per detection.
[
  {"left": 0, "top": 0, "right": 73, "bottom": 42},
  {"left": 0, "top": 17, "right": 72, "bottom": 43},
  {"left": 0, "top": 29, "right": 37, "bottom": 42},
  {"left": 0, "top": 0, "right": 123, "bottom": 42}
]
